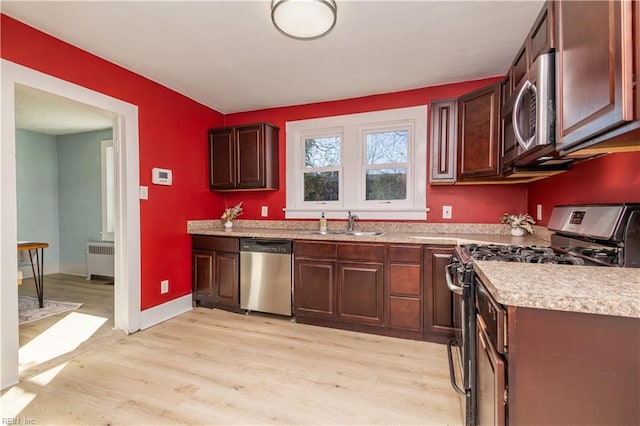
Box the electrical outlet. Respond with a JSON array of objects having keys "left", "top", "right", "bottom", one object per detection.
[
  {"left": 261, "top": 206, "right": 268, "bottom": 217},
  {"left": 161, "top": 280, "right": 169, "bottom": 294},
  {"left": 536, "top": 204, "right": 543, "bottom": 221},
  {"left": 443, "top": 205, "right": 452, "bottom": 219}
]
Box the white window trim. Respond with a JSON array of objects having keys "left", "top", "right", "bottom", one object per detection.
[{"left": 285, "top": 105, "right": 428, "bottom": 220}]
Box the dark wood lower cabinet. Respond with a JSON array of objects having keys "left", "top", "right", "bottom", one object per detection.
[
  {"left": 387, "top": 244, "right": 423, "bottom": 334},
  {"left": 294, "top": 258, "right": 336, "bottom": 320},
  {"left": 424, "top": 246, "right": 456, "bottom": 342},
  {"left": 191, "top": 235, "right": 240, "bottom": 311},
  {"left": 294, "top": 241, "right": 453, "bottom": 342},
  {"left": 506, "top": 307, "right": 640, "bottom": 425},
  {"left": 337, "top": 261, "right": 384, "bottom": 326}
]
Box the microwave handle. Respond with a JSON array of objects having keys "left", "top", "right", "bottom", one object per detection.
[{"left": 512, "top": 80, "right": 537, "bottom": 150}]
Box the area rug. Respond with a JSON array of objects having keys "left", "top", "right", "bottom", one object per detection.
[{"left": 19, "top": 296, "right": 83, "bottom": 325}]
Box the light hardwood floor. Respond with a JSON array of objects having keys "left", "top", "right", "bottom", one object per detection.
[{"left": 5, "top": 275, "right": 464, "bottom": 425}]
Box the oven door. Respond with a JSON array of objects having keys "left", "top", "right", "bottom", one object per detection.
[{"left": 445, "top": 256, "right": 477, "bottom": 426}]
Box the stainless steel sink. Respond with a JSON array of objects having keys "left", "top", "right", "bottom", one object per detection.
[
  {"left": 299, "top": 230, "right": 386, "bottom": 237},
  {"left": 346, "top": 231, "right": 387, "bottom": 237}
]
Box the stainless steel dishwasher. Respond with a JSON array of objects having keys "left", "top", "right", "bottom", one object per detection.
[{"left": 239, "top": 238, "right": 293, "bottom": 316}]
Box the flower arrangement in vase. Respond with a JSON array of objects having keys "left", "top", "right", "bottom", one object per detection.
[
  {"left": 221, "top": 202, "right": 243, "bottom": 229},
  {"left": 500, "top": 212, "right": 535, "bottom": 237}
]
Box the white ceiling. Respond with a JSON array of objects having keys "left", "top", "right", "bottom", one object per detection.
[
  {"left": 15, "top": 84, "right": 114, "bottom": 135},
  {"left": 3, "top": 0, "right": 545, "bottom": 134}
]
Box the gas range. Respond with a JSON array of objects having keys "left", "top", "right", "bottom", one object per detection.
[
  {"left": 459, "top": 243, "right": 616, "bottom": 266},
  {"left": 457, "top": 203, "right": 639, "bottom": 268},
  {"left": 446, "top": 203, "right": 639, "bottom": 426}
]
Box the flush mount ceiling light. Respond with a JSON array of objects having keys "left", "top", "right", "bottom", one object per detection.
[{"left": 271, "top": 0, "right": 337, "bottom": 40}]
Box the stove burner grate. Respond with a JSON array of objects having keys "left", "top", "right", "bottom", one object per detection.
[{"left": 462, "top": 244, "right": 598, "bottom": 265}]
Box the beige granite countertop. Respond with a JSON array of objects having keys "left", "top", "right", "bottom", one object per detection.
[
  {"left": 187, "top": 219, "right": 640, "bottom": 318},
  {"left": 474, "top": 261, "right": 640, "bottom": 318},
  {"left": 187, "top": 219, "right": 549, "bottom": 246}
]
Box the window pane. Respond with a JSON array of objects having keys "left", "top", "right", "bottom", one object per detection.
[
  {"left": 365, "top": 168, "right": 407, "bottom": 200},
  {"left": 366, "top": 130, "right": 408, "bottom": 164},
  {"left": 304, "top": 171, "right": 339, "bottom": 201},
  {"left": 305, "top": 137, "right": 341, "bottom": 167}
]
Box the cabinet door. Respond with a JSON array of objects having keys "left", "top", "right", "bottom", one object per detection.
[
  {"left": 476, "top": 316, "right": 507, "bottom": 426},
  {"left": 294, "top": 258, "right": 337, "bottom": 320},
  {"left": 424, "top": 247, "right": 456, "bottom": 337},
  {"left": 556, "top": 0, "right": 634, "bottom": 151},
  {"left": 511, "top": 42, "right": 528, "bottom": 90},
  {"left": 529, "top": 1, "right": 554, "bottom": 63},
  {"left": 209, "top": 129, "right": 235, "bottom": 189},
  {"left": 458, "top": 82, "right": 501, "bottom": 179},
  {"left": 193, "top": 250, "right": 214, "bottom": 307},
  {"left": 429, "top": 99, "right": 458, "bottom": 183},
  {"left": 213, "top": 251, "right": 239, "bottom": 308},
  {"left": 337, "top": 262, "right": 384, "bottom": 326},
  {"left": 236, "top": 125, "right": 265, "bottom": 188}
]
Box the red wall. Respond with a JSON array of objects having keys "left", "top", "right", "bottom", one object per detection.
[
  {"left": 1, "top": 15, "right": 224, "bottom": 310},
  {"left": 221, "top": 80, "right": 529, "bottom": 224},
  {"left": 7, "top": 13, "right": 635, "bottom": 311},
  {"left": 528, "top": 151, "right": 640, "bottom": 225}
]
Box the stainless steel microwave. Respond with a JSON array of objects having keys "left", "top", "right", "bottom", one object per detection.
[{"left": 502, "top": 53, "right": 559, "bottom": 166}]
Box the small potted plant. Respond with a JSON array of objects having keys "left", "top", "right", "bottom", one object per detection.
[
  {"left": 221, "top": 202, "right": 243, "bottom": 229},
  {"left": 500, "top": 212, "right": 535, "bottom": 237}
]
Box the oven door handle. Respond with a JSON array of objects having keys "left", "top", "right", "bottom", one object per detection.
[
  {"left": 447, "top": 339, "right": 466, "bottom": 396},
  {"left": 445, "top": 263, "right": 464, "bottom": 295}
]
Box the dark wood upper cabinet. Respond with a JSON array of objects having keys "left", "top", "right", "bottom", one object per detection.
[
  {"left": 529, "top": 1, "right": 555, "bottom": 63},
  {"left": 209, "top": 122, "right": 279, "bottom": 191},
  {"left": 511, "top": 43, "right": 529, "bottom": 90},
  {"left": 636, "top": 0, "right": 639, "bottom": 120},
  {"left": 429, "top": 99, "right": 458, "bottom": 183},
  {"left": 555, "top": 0, "right": 635, "bottom": 152},
  {"left": 505, "top": 2, "right": 555, "bottom": 95},
  {"left": 457, "top": 82, "right": 502, "bottom": 179}
]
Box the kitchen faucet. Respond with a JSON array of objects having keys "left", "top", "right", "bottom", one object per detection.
[{"left": 347, "top": 211, "right": 359, "bottom": 231}]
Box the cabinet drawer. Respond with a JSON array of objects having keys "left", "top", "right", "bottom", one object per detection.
[
  {"left": 192, "top": 235, "right": 239, "bottom": 253},
  {"left": 388, "top": 244, "right": 422, "bottom": 263},
  {"left": 337, "top": 243, "right": 384, "bottom": 261},
  {"left": 294, "top": 241, "right": 336, "bottom": 258},
  {"left": 388, "top": 296, "right": 422, "bottom": 331},
  {"left": 388, "top": 263, "right": 421, "bottom": 296}
]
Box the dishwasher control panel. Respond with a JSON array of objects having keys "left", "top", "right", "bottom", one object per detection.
[{"left": 239, "top": 238, "right": 292, "bottom": 254}]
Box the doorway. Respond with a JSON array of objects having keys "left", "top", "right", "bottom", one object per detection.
[{"left": 1, "top": 59, "right": 141, "bottom": 390}]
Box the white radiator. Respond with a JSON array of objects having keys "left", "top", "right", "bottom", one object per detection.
[{"left": 87, "top": 241, "right": 114, "bottom": 279}]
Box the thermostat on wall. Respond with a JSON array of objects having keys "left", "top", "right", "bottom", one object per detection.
[{"left": 152, "top": 168, "right": 172, "bottom": 185}]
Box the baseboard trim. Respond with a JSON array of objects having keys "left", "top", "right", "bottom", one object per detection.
[
  {"left": 139, "top": 294, "right": 192, "bottom": 330},
  {"left": 18, "top": 264, "right": 59, "bottom": 279}
]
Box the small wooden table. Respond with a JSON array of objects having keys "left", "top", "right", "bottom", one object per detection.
[{"left": 18, "top": 242, "right": 49, "bottom": 308}]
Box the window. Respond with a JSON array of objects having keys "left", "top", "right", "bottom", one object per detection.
[
  {"left": 303, "top": 135, "right": 341, "bottom": 202},
  {"left": 285, "top": 106, "right": 427, "bottom": 220},
  {"left": 101, "top": 140, "right": 114, "bottom": 241}
]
